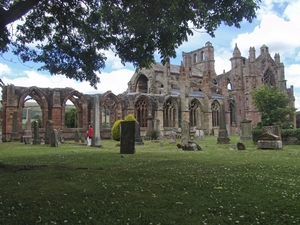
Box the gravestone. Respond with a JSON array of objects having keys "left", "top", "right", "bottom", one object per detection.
[
  {"left": 145, "top": 114, "right": 153, "bottom": 140},
  {"left": 181, "top": 137, "right": 202, "bottom": 151},
  {"left": 135, "top": 121, "right": 144, "bottom": 145},
  {"left": 217, "top": 104, "right": 230, "bottom": 144},
  {"left": 168, "top": 131, "right": 177, "bottom": 143},
  {"left": 237, "top": 142, "right": 246, "bottom": 150},
  {"left": 240, "top": 119, "right": 252, "bottom": 141},
  {"left": 32, "top": 121, "right": 41, "bottom": 145},
  {"left": 181, "top": 120, "right": 190, "bottom": 140},
  {"left": 22, "top": 108, "right": 33, "bottom": 143},
  {"left": 194, "top": 129, "right": 205, "bottom": 141},
  {"left": 92, "top": 95, "right": 102, "bottom": 147},
  {"left": 51, "top": 129, "right": 58, "bottom": 147},
  {"left": 120, "top": 121, "right": 135, "bottom": 154},
  {"left": 257, "top": 125, "right": 282, "bottom": 150},
  {"left": 75, "top": 129, "right": 80, "bottom": 142},
  {"left": 45, "top": 120, "right": 54, "bottom": 145}
]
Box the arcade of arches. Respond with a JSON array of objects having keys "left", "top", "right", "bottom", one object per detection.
[{"left": 1, "top": 42, "right": 295, "bottom": 142}]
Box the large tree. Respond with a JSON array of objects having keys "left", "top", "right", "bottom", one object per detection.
[
  {"left": 0, "top": 0, "right": 260, "bottom": 88},
  {"left": 252, "top": 85, "right": 296, "bottom": 128}
]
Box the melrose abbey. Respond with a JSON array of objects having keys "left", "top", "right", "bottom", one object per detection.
[{"left": 1, "top": 42, "right": 295, "bottom": 141}]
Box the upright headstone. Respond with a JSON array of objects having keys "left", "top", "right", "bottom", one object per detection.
[
  {"left": 120, "top": 121, "right": 135, "bottom": 154},
  {"left": 92, "top": 95, "right": 102, "bottom": 147},
  {"left": 32, "top": 121, "right": 41, "bottom": 145},
  {"left": 240, "top": 119, "right": 252, "bottom": 141},
  {"left": 75, "top": 129, "right": 80, "bottom": 142},
  {"left": 45, "top": 120, "right": 54, "bottom": 145},
  {"left": 50, "top": 129, "right": 58, "bottom": 147},
  {"left": 181, "top": 120, "right": 190, "bottom": 140},
  {"left": 145, "top": 114, "right": 153, "bottom": 140},
  {"left": 135, "top": 121, "right": 144, "bottom": 145},
  {"left": 217, "top": 104, "right": 230, "bottom": 144},
  {"left": 22, "top": 108, "right": 32, "bottom": 143},
  {"left": 168, "top": 131, "right": 177, "bottom": 143}
]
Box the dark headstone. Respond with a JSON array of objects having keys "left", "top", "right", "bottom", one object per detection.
[
  {"left": 120, "top": 121, "right": 135, "bottom": 154},
  {"left": 135, "top": 121, "right": 144, "bottom": 145},
  {"left": 33, "top": 121, "right": 41, "bottom": 145},
  {"left": 45, "top": 120, "right": 54, "bottom": 145},
  {"left": 217, "top": 104, "right": 230, "bottom": 144},
  {"left": 51, "top": 129, "right": 58, "bottom": 147},
  {"left": 237, "top": 142, "right": 246, "bottom": 150}
]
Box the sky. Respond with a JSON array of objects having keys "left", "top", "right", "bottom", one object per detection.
[{"left": 0, "top": 0, "right": 300, "bottom": 110}]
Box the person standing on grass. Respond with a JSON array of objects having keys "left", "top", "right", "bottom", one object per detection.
[{"left": 87, "top": 125, "right": 93, "bottom": 146}]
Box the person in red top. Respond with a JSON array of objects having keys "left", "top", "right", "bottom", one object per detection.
[{"left": 86, "top": 125, "right": 93, "bottom": 146}]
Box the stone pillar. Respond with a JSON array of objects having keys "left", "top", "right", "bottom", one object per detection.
[
  {"left": 22, "top": 108, "right": 32, "bottom": 143},
  {"left": 120, "top": 121, "right": 135, "bottom": 154},
  {"left": 181, "top": 120, "right": 190, "bottom": 140},
  {"left": 33, "top": 121, "right": 41, "bottom": 145},
  {"left": 51, "top": 129, "right": 58, "bottom": 147},
  {"left": 11, "top": 111, "right": 19, "bottom": 141},
  {"left": 240, "top": 119, "right": 252, "bottom": 141},
  {"left": 75, "top": 129, "right": 80, "bottom": 142},
  {"left": 217, "top": 104, "right": 230, "bottom": 144},
  {"left": 145, "top": 114, "right": 153, "bottom": 140},
  {"left": 92, "top": 95, "right": 102, "bottom": 147}
]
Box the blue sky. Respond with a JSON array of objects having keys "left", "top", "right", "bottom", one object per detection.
[{"left": 1, "top": 0, "right": 300, "bottom": 109}]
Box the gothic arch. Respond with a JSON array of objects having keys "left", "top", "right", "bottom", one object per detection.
[
  {"left": 262, "top": 67, "right": 276, "bottom": 86},
  {"left": 62, "top": 90, "right": 87, "bottom": 128},
  {"left": 134, "top": 74, "right": 149, "bottom": 93},
  {"left": 163, "top": 97, "right": 178, "bottom": 127},
  {"left": 189, "top": 98, "right": 202, "bottom": 127},
  {"left": 134, "top": 95, "right": 152, "bottom": 127},
  {"left": 18, "top": 87, "right": 48, "bottom": 129},
  {"left": 100, "top": 92, "right": 121, "bottom": 129},
  {"left": 211, "top": 100, "right": 220, "bottom": 127}
]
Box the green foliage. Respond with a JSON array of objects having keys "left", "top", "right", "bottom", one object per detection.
[
  {"left": 31, "top": 118, "right": 42, "bottom": 129},
  {"left": 150, "top": 129, "right": 160, "bottom": 140},
  {"left": 296, "top": 111, "right": 300, "bottom": 128},
  {"left": 124, "top": 114, "right": 136, "bottom": 121},
  {"left": 111, "top": 119, "right": 123, "bottom": 141},
  {"left": 1, "top": 0, "right": 259, "bottom": 88},
  {"left": 65, "top": 108, "right": 78, "bottom": 128},
  {"left": 252, "top": 85, "right": 296, "bottom": 127},
  {"left": 281, "top": 128, "right": 300, "bottom": 144}
]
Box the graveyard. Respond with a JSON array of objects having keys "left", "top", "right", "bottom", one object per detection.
[{"left": 1, "top": 135, "right": 300, "bottom": 225}]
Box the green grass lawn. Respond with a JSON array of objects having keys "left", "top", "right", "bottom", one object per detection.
[{"left": 0, "top": 136, "right": 300, "bottom": 225}]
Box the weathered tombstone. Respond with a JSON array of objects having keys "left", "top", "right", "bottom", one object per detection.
[
  {"left": 181, "top": 137, "right": 202, "bottom": 151},
  {"left": 257, "top": 125, "right": 282, "bottom": 150},
  {"left": 57, "top": 128, "right": 62, "bottom": 143},
  {"left": 181, "top": 120, "right": 190, "bottom": 140},
  {"left": 22, "top": 108, "right": 33, "bottom": 143},
  {"left": 50, "top": 129, "right": 58, "bottom": 147},
  {"left": 194, "top": 129, "right": 205, "bottom": 141},
  {"left": 75, "top": 129, "right": 80, "bottom": 143},
  {"left": 145, "top": 114, "right": 153, "bottom": 140},
  {"left": 135, "top": 121, "right": 144, "bottom": 145},
  {"left": 32, "top": 121, "right": 41, "bottom": 145},
  {"left": 240, "top": 119, "right": 252, "bottom": 141},
  {"left": 120, "top": 121, "right": 135, "bottom": 154},
  {"left": 92, "top": 95, "right": 102, "bottom": 147},
  {"left": 168, "top": 131, "right": 177, "bottom": 143},
  {"left": 45, "top": 120, "right": 54, "bottom": 145},
  {"left": 217, "top": 104, "right": 230, "bottom": 144},
  {"left": 237, "top": 142, "right": 246, "bottom": 150}
]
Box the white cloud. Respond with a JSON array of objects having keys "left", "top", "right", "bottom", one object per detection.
[
  {"left": 285, "top": 64, "right": 300, "bottom": 88},
  {"left": 0, "top": 63, "right": 11, "bottom": 76}
]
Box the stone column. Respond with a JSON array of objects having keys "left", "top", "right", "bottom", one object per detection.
[
  {"left": 92, "top": 95, "right": 102, "bottom": 147},
  {"left": 217, "top": 104, "right": 230, "bottom": 144},
  {"left": 45, "top": 120, "right": 54, "bottom": 145},
  {"left": 11, "top": 111, "right": 19, "bottom": 141},
  {"left": 145, "top": 114, "right": 153, "bottom": 140},
  {"left": 33, "top": 121, "right": 41, "bottom": 145}
]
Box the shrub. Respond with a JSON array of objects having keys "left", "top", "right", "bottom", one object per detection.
[
  {"left": 111, "top": 119, "right": 123, "bottom": 141},
  {"left": 125, "top": 114, "right": 136, "bottom": 121},
  {"left": 150, "top": 129, "right": 159, "bottom": 140}
]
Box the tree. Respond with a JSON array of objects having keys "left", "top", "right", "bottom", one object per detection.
[
  {"left": 1, "top": 0, "right": 260, "bottom": 88},
  {"left": 252, "top": 85, "right": 296, "bottom": 128},
  {"left": 296, "top": 111, "right": 300, "bottom": 128},
  {"left": 65, "top": 108, "right": 78, "bottom": 128}
]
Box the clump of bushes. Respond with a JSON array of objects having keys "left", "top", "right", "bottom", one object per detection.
[
  {"left": 150, "top": 129, "right": 160, "bottom": 140},
  {"left": 111, "top": 114, "right": 137, "bottom": 141}
]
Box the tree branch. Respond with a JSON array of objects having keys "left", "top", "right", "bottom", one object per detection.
[{"left": 0, "top": 0, "right": 41, "bottom": 29}]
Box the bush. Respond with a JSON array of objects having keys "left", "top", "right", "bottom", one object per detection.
[
  {"left": 150, "top": 129, "right": 159, "bottom": 140},
  {"left": 111, "top": 119, "right": 123, "bottom": 141},
  {"left": 125, "top": 114, "right": 136, "bottom": 121}
]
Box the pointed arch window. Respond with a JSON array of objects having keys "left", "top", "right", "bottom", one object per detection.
[
  {"left": 163, "top": 99, "right": 176, "bottom": 127},
  {"left": 262, "top": 68, "right": 276, "bottom": 86},
  {"left": 189, "top": 99, "right": 201, "bottom": 127},
  {"left": 134, "top": 96, "right": 148, "bottom": 127},
  {"left": 211, "top": 101, "right": 220, "bottom": 126},
  {"left": 229, "top": 101, "right": 236, "bottom": 125},
  {"left": 102, "top": 95, "right": 118, "bottom": 129}
]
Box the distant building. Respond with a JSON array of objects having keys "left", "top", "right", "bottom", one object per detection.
[{"left": 1, "top": 42, "right": 295, "bottom": 141}]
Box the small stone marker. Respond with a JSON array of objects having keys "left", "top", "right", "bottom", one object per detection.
[
  {"left": 75, "top": 129, "right": 80, "bottom": 142},
  {"left": 135, "top": 121, "right": 144, "bottom": 145},
  {"left": 33, "top": 121, "right": 41, "bottom": 145},
  {"left": 51, "top": 129, "right": 58, "bottom": 147}
]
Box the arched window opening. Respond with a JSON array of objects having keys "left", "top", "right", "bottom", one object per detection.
[
  {"left": 102, "top": 95, "right": 118, "bottom": 129},
  {"left": 135, "top": 75, "right": 148, "bottom": 93},
  {"left": 193, "top": 53, "right": 197, "bottom": 64},
  {"left": 211, "top": 101, "right": 220, "bottom": 126},
  {"left": 163, "top": 99, "right": 176, "bottom": 127},
  {"left": 229, "top": 101, "right": 236, "bottom": 125},
  {"left": 189, "top": 99, "right": 201, "bottom": 127},
  {"left": 134, "top": 97, "right": 148, "bottom": 127}
]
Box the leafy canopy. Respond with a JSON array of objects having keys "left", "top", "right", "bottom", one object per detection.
[
  {"left": 252, "top": 85, "right": 296, "bottom": 128},
  {"left": 0, "top": 0, "right": 260, "bottom": 88}
]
